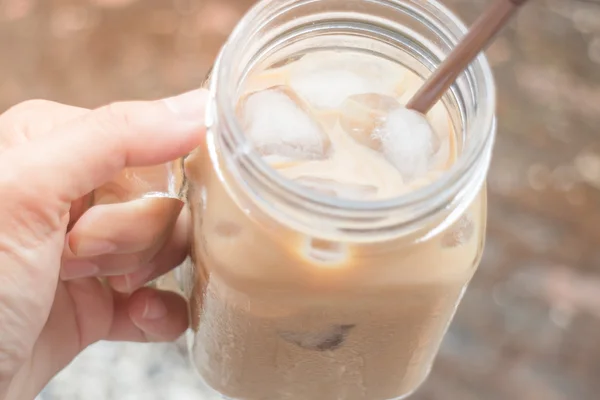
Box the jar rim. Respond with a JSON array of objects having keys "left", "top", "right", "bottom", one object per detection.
[{"left": 209, "top": 0, "right": 496, "bottom": 239}]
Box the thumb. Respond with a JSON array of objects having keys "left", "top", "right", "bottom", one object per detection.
[{"left": 9, "top": 89, "right": 208, "bottom": 203}]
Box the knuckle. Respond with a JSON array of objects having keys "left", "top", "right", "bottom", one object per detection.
[
  {"left": 0, "top": 99, "right": 55, "bottom": 132},
  {"left": 0, "top": 99, "right": 91, "bottom": 149},
  {"left": 7, "top": 99, "right": 54, "bottom": 115},
  {"left": 86, "top": 102, "right": 134, "bottom": 164},
  {"left": 96, "top": 101, "right": 134, "bottom": 139}
]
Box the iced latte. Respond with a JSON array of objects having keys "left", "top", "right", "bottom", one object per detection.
[
  {"left": 181, "top": 0, "right": 496, "bottom": 399},
  {"left": 184, "top": 48, "right": 486, "bottom": 400}
]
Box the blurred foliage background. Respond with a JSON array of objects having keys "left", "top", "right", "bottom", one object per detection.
[{"left": 1, "top": 0, "right": 600, "bottom": 399}]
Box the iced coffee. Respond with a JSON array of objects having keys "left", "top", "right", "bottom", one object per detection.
[{"left": 184, "top": 48, "right": 487, "bottom": 400}]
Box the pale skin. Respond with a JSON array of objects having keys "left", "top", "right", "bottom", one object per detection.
[{"left": 0, "top": 89, "right": 208, "bottom": 400}]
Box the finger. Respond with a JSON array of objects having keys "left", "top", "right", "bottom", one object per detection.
[
  {"left": 108, "top": 207, "right": 190, "bottom": 293},
  {"left": 67, "top": 197, "right": 183, "bottom": 257},
  {"left": 6, "top": 89, "right": 207, "bottom": 204},
  {"left": 69, "top": 154, "right": 183, "bottom": 229},
  {"left": 63, "top": 278, "right": 188, "bottom": 346},
  {"left": 61, "top": 203, "right": 189, "bottom": 283},
  {"left": 109, "top": 287, "right": 189, "bottom": 342},
  {"left": 0, "top": 99, "right": 88, "bottom": 147},
  {"left": 62, "top": 252, "right": 144, "bottom": 280},
  {"left": 129, "top": 288, "right": 190, "bottom": 341}
]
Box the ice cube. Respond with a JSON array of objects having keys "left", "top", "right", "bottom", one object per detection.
[
  {"left": 242, "top": 69, "right": 290, "bottom": 94},
  {"left": 290, "top": 69, "right": 373, "bottom": 109},
  {"left": 278, "top": 324, "right": 355, "bottom": 351},
  {"left": 427, "top": 100, "right": 452, "bottom": 144},
  {"left": 398, "top": 75, "right": 451, "bottom": 168},
  {"left": 375, "top": 107, "right": 439, "bottom": 180},
  {"left": 288, "top": 51, "right": 408, "bottom": 108},
  {"left": 441, "top": 214, "right": 475, "bottom": 248},
  {"left": 340, "top": 93, "right": 401, "bottom": 151},
  {"left": 239, "top": 86, "right": 331, "bottom": 160},
  {"left": 427, "top": 104, "right": 452, "bottom": 168},
  {"left": 295, "top": 176, "right": 378, "bottom": 200}
]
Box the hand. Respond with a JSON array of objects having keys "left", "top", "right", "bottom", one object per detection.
[{"left": 0, "top": 90, "right": 207, "bottom": 399}]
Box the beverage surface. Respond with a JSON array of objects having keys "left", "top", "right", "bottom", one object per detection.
[{"left": 238, "top": 50, "right": 457, "bottom": 200}]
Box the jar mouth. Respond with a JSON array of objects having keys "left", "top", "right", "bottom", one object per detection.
[{"left": 210, "top": 0, "right": 496, "bottom": 238}]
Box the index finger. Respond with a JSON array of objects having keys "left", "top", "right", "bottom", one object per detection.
[{"left": 6, "top": 89, "right": 207, "bottom": 203}]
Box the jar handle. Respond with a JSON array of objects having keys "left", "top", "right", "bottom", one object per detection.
[{"left": 150, "top": 69, "right": 214, "bottom": 295}]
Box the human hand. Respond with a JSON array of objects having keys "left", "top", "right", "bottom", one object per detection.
[{"left": 0, "top": 90, "right": 207, "bottom": 400}]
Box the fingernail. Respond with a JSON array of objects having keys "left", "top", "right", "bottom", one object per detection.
[
  {"left": 73, "top": 239, "right": 118, "bottom": 257},
  {"left": 142, "top": 294, "right": 168, "bottom": 320},
  {"left": 163, "top": 89, "right": 206, "bottom": 120},
  {"left": 61, "top": 260, "right": 100, "bottom": 280}
]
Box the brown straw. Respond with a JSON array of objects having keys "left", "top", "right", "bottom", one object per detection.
[{"left": 406, "top": 0, "right": 530, "bottom": 114}]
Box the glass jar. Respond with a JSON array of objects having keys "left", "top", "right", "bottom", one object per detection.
[{"left": 181, "top": 0, "right": 496, "bottom": 399}]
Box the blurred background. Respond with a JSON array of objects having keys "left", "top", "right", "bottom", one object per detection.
[{"left": 1, "top": 0, "right": 599, "bottom": 399}]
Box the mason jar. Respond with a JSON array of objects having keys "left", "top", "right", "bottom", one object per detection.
[{"left": 180, "top": 0, "right": 496, "bottom": 399}]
